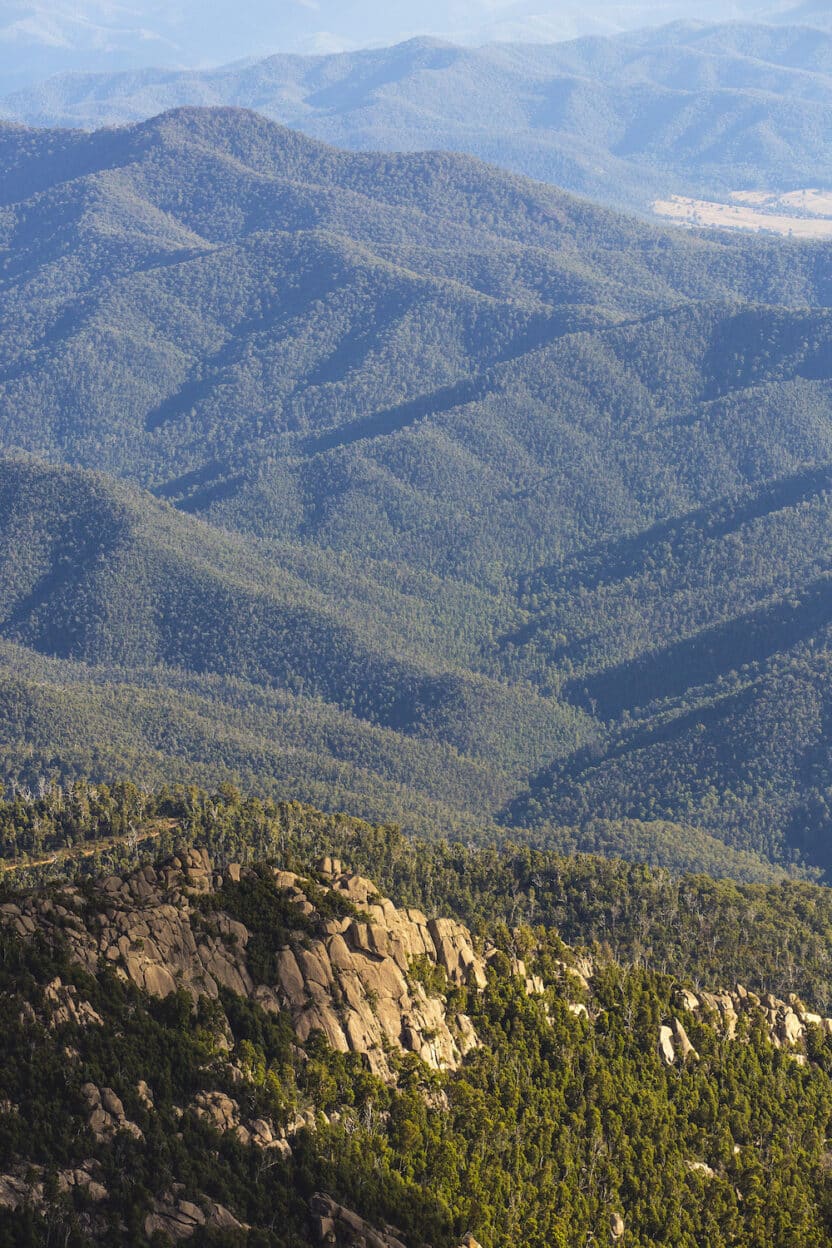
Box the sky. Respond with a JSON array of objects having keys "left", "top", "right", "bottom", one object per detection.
[{"left": 0, "top": 0, "right": 814, "bottom": 89}]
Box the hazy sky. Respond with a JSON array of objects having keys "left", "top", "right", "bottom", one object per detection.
[{"left": 0, "top": 0, "right": 809, "bottom": 88}]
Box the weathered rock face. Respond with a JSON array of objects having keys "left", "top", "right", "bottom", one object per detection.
[
  {"left": 42, "top": 977, "right": 104, "bottom": 1029},
  {"left": 310, "top": 1193, "right": 409, "bottom": 1248},
  {"left": 685, "top": 1160, "right": 716, "bottom": 1179},
  {"left": 189, "top": 1090, "right": 293, "bottom": 1154},
  {"left": 309, "top": 1191, "right": 486, "bottom": 1248},
  {"left": 5, "top": 845, "right": 828, "bottom": 1093},
  {"left": 145, "top": 1189, "right": 246, "bottom": 1241},
  {"left": 659, "top": 1017, "right": 699, "bottom": 1065},
  {"left": 0, "top": 850, "right": 486, "bottom": 1080},
  {"left": 658, "top": 1024, "right": 676, "bottom": 1065},
  {"left": 0, "top": 849, "right": 252, "bottom": 1004},
  {"left": 671, "top": 1017, "right": 698, "bottom": 1062},
  {"left": 0, "top": 1161, "right": 107, "bottom": 1210},
  {"left": 82, "top": 1083, "right": 143, "bottom": 1143},
  {"left": 266, "top": 864, "right": 484, "bottom": 1076},
  {"left": 672, "top": 983, "right": 832, "bottom": 1055}
]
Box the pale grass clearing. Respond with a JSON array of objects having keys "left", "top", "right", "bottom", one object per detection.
[
  {"left": 652, "top": 192, "right": 832, "bottom": 239},
  {"left": 729, "top": 188, "right": 832, "bottom": 217}
]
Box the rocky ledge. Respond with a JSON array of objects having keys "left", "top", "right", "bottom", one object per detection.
[
  {"left": 662, "top": 983, "right": 832, "bottom": 1064},
  {"left": 0, "top": 850, "right": 490, "bottom": 1079},
  {"left": 3, "top": 848, "right": 827, "bottom": 1086}
]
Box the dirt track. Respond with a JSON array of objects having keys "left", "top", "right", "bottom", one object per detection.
[{"left": 0, "top": 819, "right": 178, "bottom": 874}]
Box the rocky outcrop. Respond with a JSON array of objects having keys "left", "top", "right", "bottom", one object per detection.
[
  {"left": 509, "top": 956, "right": 544, "bottom": 996},
  {"left": 310, "top": 1193, "right": 409, "bottom": 1248},
  {"left": 658, "top": 1024, "right": 676, "bottom": 1065},
  {"left": 672, "top": 1016, "right": 698, "bottom": 1061},
  {"left": 190, "top": 1090, "right": 292, "bottom": 1154},
  {"left": 81, "top": 1083, "right": 143, "bottom": 1142},
  {"left": 0, "top": 1161, "right": 107, "bottom": 1210},
  {"left": 659, "top": 1017, "right": 699, "bottom": 1065},
  {"left": 309, "top": 1196, "right": 487, "bottom": 1248},
  {"left": 672, "top": 983, "right": 832, "bottom": 1055},
  {"left": 0, "top": 851, "right": 486, "bottom": 1080},
  {"left": 42, "top": 977, "right": 104, "bottom": 1029},
  {"left": 5, "top": 845, "right": 830, "bottom": 1088},
  {"left": 266, "top": 868, "right": 479, "bottom": 1077},
  {"left": 0, "top": 1172, "right": 34, "bottom": 1211},
  {"left": 58, "top": 1163, "right": 109, "bottom": 1204},
  {"left": 685, "top": 1160, "right": 716, "bottom": 1179},
  {"left": 0, "top": 849, "right": 252, "bottom": 1004},
  {"left": 136, "top": 1079, "right": 154, "bottom": 1111},
  {"left": 144, "top": 1190, "right": 246, "bottom": 1241}
]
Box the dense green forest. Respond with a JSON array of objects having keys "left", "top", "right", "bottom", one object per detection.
[
  {"left": 0, "top": 108, "right": 831, "bottom": 876},
  {"left": 4, "top": 791, "right": 832, "bottom": 1245}
]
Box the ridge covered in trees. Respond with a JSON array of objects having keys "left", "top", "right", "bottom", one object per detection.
[
  {"left": 0, "top": 109, "right": 831, "bottom": 875},
  {"left": 4, "top": 21, "right": 832, "bottom": 215}
]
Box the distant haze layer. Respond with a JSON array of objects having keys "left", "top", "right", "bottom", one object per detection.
[
  {"left": 0, "top": 0, "right": 828, "bottom": 90},
  {"left": 5, "top": 21, "right": 832, "bottom": 218}
]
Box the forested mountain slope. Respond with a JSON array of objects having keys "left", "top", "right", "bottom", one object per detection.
[
  {"left": 1, "top": 108, "right": 832, "bottom": 875},
  {"left": 0, "top": 455, "right": 591, "bottom": 840},
  {"left": 4, "top": 22, "right": 832, "bottom": 213}
]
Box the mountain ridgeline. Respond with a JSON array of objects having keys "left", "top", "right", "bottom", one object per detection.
[
  {"left": 0, "top": 107, "right": 831, "bottom": 877},
  {"left": 3, "top": 22, "right": 832, "bottom": 213}
]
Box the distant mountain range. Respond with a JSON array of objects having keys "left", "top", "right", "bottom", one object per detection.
[
  {"left": 1, "top": 2, "right": 829, "bottom": 94},
  {"left": 1, "top": 107, "right": 832, "bottom": 878},
  {"left": 3, "top": 21, "right": 832, "bottom": 215}
]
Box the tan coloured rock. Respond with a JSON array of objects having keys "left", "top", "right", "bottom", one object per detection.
[
  {"left": 276, "top": 947, "right": 307, "bottom": 1003},
  {"left": 137, "top": 1080, "right": 154, "bottom": 1111},
  {"left": 675, "top": 987, "right": 700, "bottom": 1013},
  {"left": 82, "top": 1083, "right": 143, "bottom": 1142},
  {"left": 100, "top": 1087, "right": 125, "bottom": 1117},
  {"left": 553, "top": 958, "right": 592, "bottom": 994},
  {"left": 672, "top": 1017, "right": 699, "bottom": 1062},
  {"left": 676, "top": 981, "right": 819, "bottom": 1053},
  {"left": 265, "top": 880, "right": 479, "bottom": 1076},
  {"left": 145, "top": 1191, "right": 245, "bottom": 1241},
  {"left": 456, "top": 1013, "right": 479, "bottom": 1056},
  {"left": 686, "top": 1160, "right": 716, "bottom": 1178},
  {"left": 57, "top": 1162, "right": 108, "bottom": 1202},
  {"left": 0, "top": 1161, "right": 107, "bottom": 1211},
  {"left": 778, "top": 1009, "right": 804, "bottom": 1048},
  {"left": 658, "top": 1025, "right": 675, "bottom": 1065},
  {"left": 0, "top": 1173, "right": 40, "bottom": 1209},
  {"left": 0, "top": 850, "right": 483, "bottom": 1077},
  {"left": 42, "top": 977, "right": 103, "bottom": 1029},
  {"left": 191, "top": 1092, "right": 286, "bottom": 1150},
  {"left": 428, "top": 918, "right": 487, "bottom": 989},
  {"left": 191, "top": 1091, "right": 239, "bottom": 1132}
]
